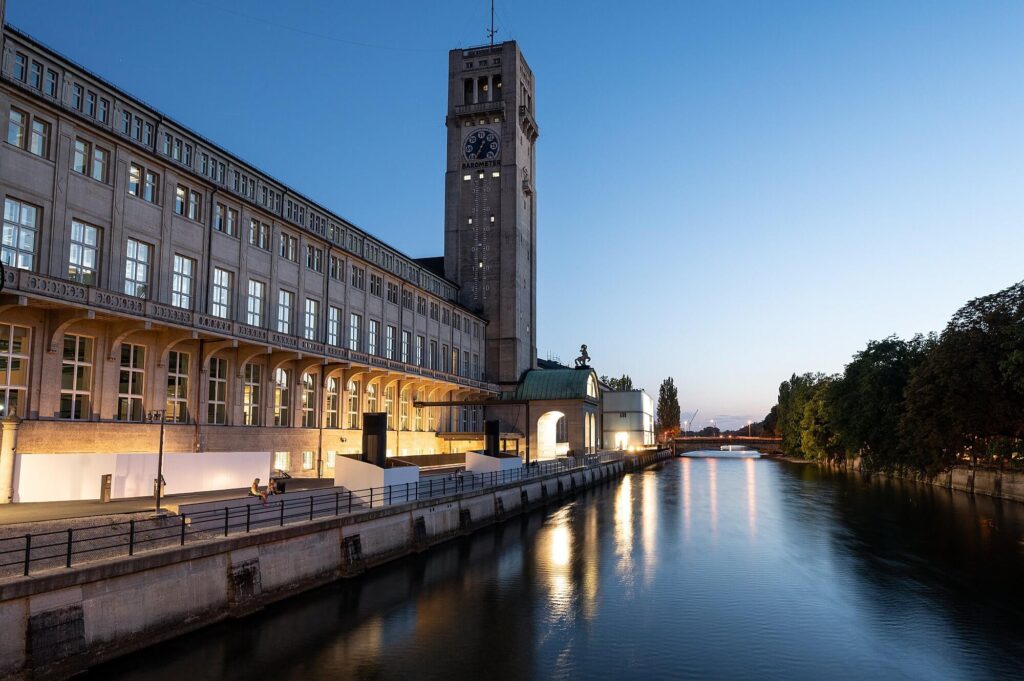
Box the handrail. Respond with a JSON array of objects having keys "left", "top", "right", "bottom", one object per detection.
[{"left": 0, "top": 455, "right": 608, "bottom": 579}]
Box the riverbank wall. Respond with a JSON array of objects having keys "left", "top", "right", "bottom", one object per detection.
[
  {"left": 777, "top": 455, "right": 1024, "bottom": 504},
  {"left": 0, "top": 450, "right": 672, "bottom": 680}
]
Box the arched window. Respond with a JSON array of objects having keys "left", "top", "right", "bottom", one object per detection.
[{"left": 587, "top": 373, "right": 598, "bottom": 399}]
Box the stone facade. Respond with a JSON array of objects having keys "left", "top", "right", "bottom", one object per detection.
[
  {"left": 444, "top": 42, "right": 538, "bottom": 390},
  {"left": 0, "top": 8, "right": 496, "bottom": 491}
]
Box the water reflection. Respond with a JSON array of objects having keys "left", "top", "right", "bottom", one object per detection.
[
  {"left": 85, "top": 459, "right": 1024, "bottom": 681},
  {"left": 708, "top": 457, "right": 718, "bottom": 537},
  {"left": 613, "top": 474, "right": 634, "bottom": 581},
  {"left": 745, "top": 457, "right": 757, "bottom": 537}
]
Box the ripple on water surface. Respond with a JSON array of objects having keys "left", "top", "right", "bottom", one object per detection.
[{"left": 84, "top": 458, "right": 1024, "bottom": 681}]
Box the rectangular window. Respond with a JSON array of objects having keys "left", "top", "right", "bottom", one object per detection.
[
  {"left": 385, "top": 325, "right": 396, "bottom": 360},
  {"left": 384, "top": 386, "right": 395, "bottom": 430},
  {"left": 144, "top": 170, "right": 159, "bottom": 203},
  {"left": 29, "top": 118, "right": 49, "bottom": 158},
  {"left": 171, "top": 254, "right": 194, "bottom": 310},
  {"left": 249, "top": 219, "right": 269, "bottom": 250},
  {"left": 274, "top": 452, "right": 289, "bottom": 471},
  {"left": 0, "top": 324, "right": 29, "bottom": 418},
  {"left": 346, "top": 380, "right": 360, "bottom": 429},
  {"left": 60, "top": 334, "right": 92, "bottom": 420},
  {"left": 6, "top": 108, "right": 25, "bottom": 149},
  {"left": 2, "top": 198, "right": 39, "bottom": 271},
  {"left": 416, "top": 335, "right": 424, "bottom": 367},
  {"left": 386, "top": 282, "right": 399, "bottom": 304},
  {"left": 13, "top": 53, "right": 26, "bottom": 81},
  {"left": 211, "top": 267, "right": 233, "bottom": 319},
  {"left": 429, "top": 340, "right": 438, "bottom": 370},
  {"left": 325, "top": 376, "right": 339, "bottom": 429},
  {"left": 68, "top": 220, "right": 99, "bottom": 285},
  {"left": 143, "top": 122, "right": 153, "bottom": 146},
  {"left": 128, "top": 164, "right": 141, "bottom": 197},
  {"left": 188, "top": 189, "right": 202, "bottom": 221},
  {"left": 302, "top": 451, "right": 314, "bottom": 470},
  {"left": 71, "top": 84, "right": 83, "bottom": 110},
  {"left": 348, "top": 313, "right": 361, "bottom": 351},
  {"left": 368, "top": 319, "right": 380, "bottom": 356},
  {"left": 84, "top": 91, "right": 96, "bottom": 118},
  {"left": 306, "top": 245, "right": 323, "bottom": 272},
  {"left": 207, "top": 356, "right": 228, "bottom": 425},
  {"left": 304, "top": 298, "right": 319, "bottom": 341},
  {"left": 277, "top": 290, "right": 293, "bottom": 334},
  {"left": 369, "top": 273, "right": 382, "bottom": 297},
  {"left": 350, "top": 265, "right": 365, "bottom": 290},
  {"left": 91, "top": 145, "right": 108, "bottom": 182},
  {"left": 123, "top": 238, "right": 150, "bottom": 298},
  {"left": 401, "top": 331, "right": 410, "bottom": 364},
  {"left": 430, "top": 301, "right": 439, "bottom": 321},
  {"left": 116, "top": 343, "right": 145, "bottom": 421},
  {"left": 225, "top": 207, "right": 237, "bottom": 236},
  {"left": 166, "top": 351, "right": 189, "bottom": 423},
  {"left": 72, "top": 138, "right": 88, "bottom": 174},
  {"left": 97, "top": 98, "right": 109, "bottom": 124},
  {"left": 273, "top": 368, "right": 291, "bottom": 426},
  {"left": 328, "top": 306, "right": 341, "bottom": 346},
  {"left": 301, "top": 372, "right": 317, "bottom": 428},
  {"left": 174, "top": 186, "right": 186, "bottom": 215},
  {"left": 442, "top": 344, "right": 450, "bottom": 372},
  {"left": 121, "top": 111, "right": 132, "bottom": 135},
  {"left": 29, "top": 61, "right": 42, "bottom": 89},
  {"left": 247, "top": 279, "right": 265, "bottom": 327},
  {"left": 329, "top": 255, "right": 343, "bottom": 281},
  {"left": 44, "top": 69, "right": 58, "bottom": 98},
  {"left": 417, "top": 296, "right": 426, "bottom": 316},
  {"left": 243, "top": 363, "right": 262, "bottom": 426},
  {"left": 133, "top": 116, "right": 143, "bottom": 141},
  {"left": 278, "top": 233, "right": 297, "bottom": 261}
]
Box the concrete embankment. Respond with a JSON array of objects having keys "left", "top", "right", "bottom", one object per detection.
[
  {"left": 777, "top": 455, "right": 1024, "bottom": 504},
  {"left": 0, "top": 450, "right": 672, "bottom": 680}
]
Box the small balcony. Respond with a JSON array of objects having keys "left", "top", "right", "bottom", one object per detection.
[{"left": 454, "top": 100, "right": 505, "bottom": 118}]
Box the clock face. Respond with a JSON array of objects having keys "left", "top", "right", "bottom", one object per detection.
[{"left": 463, "top": 128, "right": 501, "bottom": 161}]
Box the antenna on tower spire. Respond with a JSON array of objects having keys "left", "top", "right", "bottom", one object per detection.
[{"left": 487, "top": 0, "right": 498, "bottom": 46}]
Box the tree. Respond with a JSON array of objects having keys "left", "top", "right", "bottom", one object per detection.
[
  {"left": 800, "top": 379, "right": 842, "bottom": 461},
  {"left": 656, "top": 377, "right": 681, "bottom": 439},
  {"left": 600, "top": 374, "right": 634, "bottom": 391},
  {"left": 776, "top": 373, "right": 828, "bottom": 458},
  {"left": 902, "top": 281, "right": 1024, "bottom": 472},
  {"left": 828, "top": 335, "right": 931, "bottom": 471}
]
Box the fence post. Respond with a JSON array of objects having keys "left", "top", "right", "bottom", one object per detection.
[
  {"left": 348, "top": 490, "right": 352, "bottom": 514},
  {"left": 387, "top": 485, "right": 392, "bottom": 506},
  {"left": 430, "top": 478, "right": 434, "bottom": 497},
  {"left": 224, "top": 507, "right": 230, "bottom": 536},
  {"left": 279, "top": 499, "right": 285, "bottom": 526},
  {"left": 180, "top": 515, "right": 186, "bottom": 546},
  {"left": 415, "top": 480, "right": 419, "bottom": 500},
  {"left": 23, "top": 534, "right": 31, "bottom": 577},
  {"left": 246, "top": 504, "right": 251, "bottom": 533},
  {"left": 406, "top": 482, "right": 410, "bottom": 503},
  {"left": 309, "top": 495, "right": 314, "bottom": 521},
  {"left": 65, "top": 529, "right": 73, "bottom": 568},
  {"left": 129, "top": 519, "right": 136, "bottom": 556},
  {"left": 335, "top": 492, "right": 340, "bottom": 516},
  {"left": 370, "top": 488, "right": 374, "bottom": 508}
]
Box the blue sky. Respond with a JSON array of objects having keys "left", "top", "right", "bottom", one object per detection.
[{"left": 10, "top": 1, "right": 1024, "bottom": 429}]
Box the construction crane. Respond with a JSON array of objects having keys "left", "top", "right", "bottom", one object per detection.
[{"left": 683, "top": 409, "right": 698, "bottom": 436}]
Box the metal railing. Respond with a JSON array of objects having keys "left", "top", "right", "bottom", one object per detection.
[{"left": 0, "top": 455, "right": 615, "bottom": 580}]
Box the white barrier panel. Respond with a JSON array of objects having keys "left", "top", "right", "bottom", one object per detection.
[
  {"left": 465, "top": 451, "right": 523, "bottom": 475},
  {"left": 13, "top": 451, "right": 272, "bottom": 502},
  {"left": 332, "top": 456, "right": 419, "bottom": 505}
]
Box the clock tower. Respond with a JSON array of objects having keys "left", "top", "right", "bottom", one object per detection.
[{"left": 444, "top": 42, "right": 539, "bottom": 390}]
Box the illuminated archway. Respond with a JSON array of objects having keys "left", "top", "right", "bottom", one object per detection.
[{"left": 537, "top": 410, "right": 567, "bottom": 459}]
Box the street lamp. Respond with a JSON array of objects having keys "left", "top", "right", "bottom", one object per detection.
[
  {"left": 747, "top": 420, "right": 753, "bottom": 437},
  {"left": 146, "top": 409, "right": 167, "bottom": 514}
]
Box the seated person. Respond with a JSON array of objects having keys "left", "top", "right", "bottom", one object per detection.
[{"left": 249, "top": 477, "right": 268, "bottom": 503}]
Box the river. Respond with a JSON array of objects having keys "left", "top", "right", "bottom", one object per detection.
[{"left": 84, "top": 457, "right": 1024, "bottom": 680}]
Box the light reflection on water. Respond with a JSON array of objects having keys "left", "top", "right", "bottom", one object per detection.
[{"left": 86, "top": 459, "right": 1024, "bottom": 681}]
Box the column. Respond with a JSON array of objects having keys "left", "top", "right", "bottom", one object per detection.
[{"left": 0, "top": 416, "right": 22, "bottom": 503}]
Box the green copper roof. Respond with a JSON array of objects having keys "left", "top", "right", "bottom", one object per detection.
[{"left": 512, "top": 368, "right": 599, "bottom": 401}]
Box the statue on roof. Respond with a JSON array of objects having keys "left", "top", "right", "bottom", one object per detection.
[{"left": 574, "top": 344, "right": 591, "bottom": 369}]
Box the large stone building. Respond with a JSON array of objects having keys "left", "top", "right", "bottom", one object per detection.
[
  {"left": 0, "top": 4, "right": 506, "bottom": 501},
  {"left": 0, "top": 3, "right": 610, "bottom": 503}
]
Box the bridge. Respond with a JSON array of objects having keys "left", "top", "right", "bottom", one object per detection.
[{"left": 671, "top": 436, "right": 783, "bottom": 456}]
